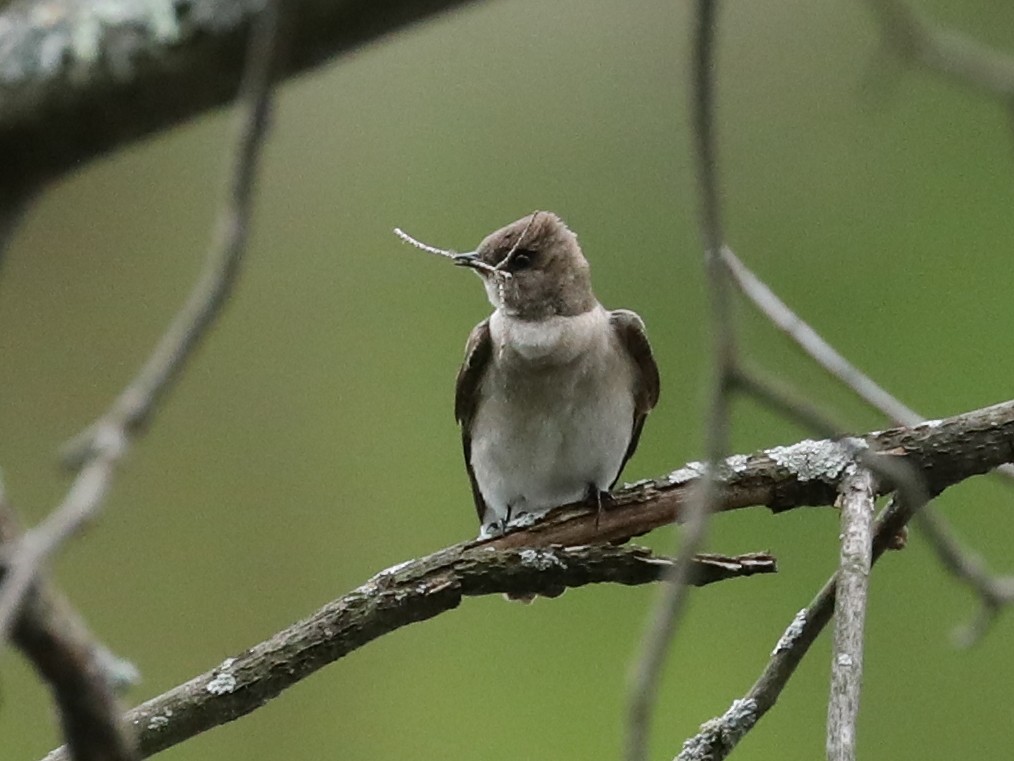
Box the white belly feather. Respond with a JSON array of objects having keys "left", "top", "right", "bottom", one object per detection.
[{"left": 469, "top": 306, "right": 637, "bottom": 529}]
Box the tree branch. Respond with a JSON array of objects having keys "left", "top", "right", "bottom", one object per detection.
[
  {"left": 0, "top": 0, "right": 483, "bottom": 199},
  {"left": 827, "top": 469, "right": 875, "bottom": 761},
  {"left": 40, "top": 546, "right": 775, "bottom": 761}
]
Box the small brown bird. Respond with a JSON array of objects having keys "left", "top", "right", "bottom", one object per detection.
[{"left": 449, "top": 212, "right": 660, "bottom": 537}]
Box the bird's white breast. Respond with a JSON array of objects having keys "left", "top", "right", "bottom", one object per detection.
[{"left": 469, "top": 306, "right": 637, "bottom": 531}]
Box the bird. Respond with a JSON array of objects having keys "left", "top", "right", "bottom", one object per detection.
[{"left": 450, "top": 211, "right": 660, "bottom": 537}]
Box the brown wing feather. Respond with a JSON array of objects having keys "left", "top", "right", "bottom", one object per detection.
[
  {"left": 609, "top": 309, "right": 660, "bottom": 485},
  {"left": 455, "top": 319, "right": 493, "bottom": 522}
]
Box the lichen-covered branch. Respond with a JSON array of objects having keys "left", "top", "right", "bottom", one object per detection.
[
  {"left": 39, "top": 546, "right": 775, "bottom": 761},
  {"left": 485, "top": 398, "right": 1014, "bottom": 551},
  {"left": 0, "top": 0, "right": 481, "bottom": 199}
]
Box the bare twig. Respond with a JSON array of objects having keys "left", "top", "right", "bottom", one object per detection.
[
  {"left": 0, "top": 0, "right": 284, "bottom": 640},
  {"left": 40, "top": 546, "right": 775, "bottom": 761},
  {"left": 720, "top": 245, "right": 1014, "bottom": 639},
  {"left": 678, "top": 468, "right": 928, "bottom": 761},
  {"left": 626, "top": 4, "right": 729, "bottom": 757},
  {"left": 1, "top": 489, "right": 138, "bottom": 761},
  {"left": 827, "top": 469, "right": 875, "bottom": 761}
]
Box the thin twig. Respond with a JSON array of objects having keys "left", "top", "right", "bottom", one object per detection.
[
  {"left": 720, "top": 244, "right": 1014, "bottom": 638},
  {"left": 827, "top": 469, "right": 875, "bottom": 761},
  {"left": 392, "top": 226, "right": 502, "bottom": 278},
  {"left": 626, "top": 4, "right": 729, "bottom": 759},
  {"left": 720, "top": 246, "right": 917, "bottom": 424},
  {"left": 39, "top": 546, "right": 775, "bottom": 761},
  {"left": 0, "top": 0, "right": 285, "bottom": 641}
]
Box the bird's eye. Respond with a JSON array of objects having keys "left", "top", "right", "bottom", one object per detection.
[{"left": 510, "top": 249, "right": 535, "bottom": 270}]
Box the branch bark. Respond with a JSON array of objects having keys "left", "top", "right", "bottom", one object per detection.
[
  {"left": 827, "top": 469, "right": 875, "bottom": 761},
  {"left": 0, "top": 0, "right": 482, "bottom": 200},
  {"left": 40, "top": 546, "right": 775, "bottom": 761}
]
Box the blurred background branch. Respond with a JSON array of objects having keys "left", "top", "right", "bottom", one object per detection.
[
  {"left": 0, "top": 0, "right": 283, "bottom": 640},
  {"left": 626, "top": 4, "right": 731, "bottom": 756},
  {"left": 0, "top": 0, "right": 482, "bottom": 202},
  {"left": 0, "top": 3, "right": 282, "bottom": 759},
  {"left": 868, "top": 0, "right": 1014, "bottom": 98},
  {"left": 1, "top": 488, "right": 138, "bottom": 761}
]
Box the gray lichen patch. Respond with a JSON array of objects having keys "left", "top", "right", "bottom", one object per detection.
[
  {"left": 772, "top": 608, "right": 807, "bottom": 655},
  {"left": 677, "top": 698, "right": 758, "bottom": 761},
  {"left": 768, "top": 437, "right": 867, "bottom": 483},
  {"left": 206, "top": 657, "right": 238, "bottom": 695},
  {"left": 665, "top": 461, "right": 706, "bottom": 485},
  {"left": 518, "top": 548, "right": 565, "bottom": 571},
  {"left": 0, "top": 0, "right": 188, "bottom": 87},
  {"left": 146, "top": 710, "right": 171, "bottom": 731}
]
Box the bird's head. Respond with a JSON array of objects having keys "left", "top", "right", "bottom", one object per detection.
[{"left": 454, "top": 211, "right": 596, "bottom": 320}]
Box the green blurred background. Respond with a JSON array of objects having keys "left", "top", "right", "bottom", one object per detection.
[{"left": 2, "top": 0, "right": 1013, "bottom": 758}]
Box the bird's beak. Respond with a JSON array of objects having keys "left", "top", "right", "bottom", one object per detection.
[{"left": 453, "top": 252, "right": 484, "bottom": 271}]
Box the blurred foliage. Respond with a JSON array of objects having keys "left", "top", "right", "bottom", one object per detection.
[{"left": 1, "top": 1, "right": 1013, "bottom": 759}]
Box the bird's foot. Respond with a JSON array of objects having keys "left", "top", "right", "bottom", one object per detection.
[
  {"left": 478, "top": 520, "right": 507, "bottom": 540},
  {"left": 586, "top": 484, "right": 615, "bottom": 530}
]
